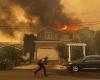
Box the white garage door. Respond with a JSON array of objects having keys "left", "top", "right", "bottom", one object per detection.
[{"left": 37, "top": 48, "right": 59, "bottom": 60}]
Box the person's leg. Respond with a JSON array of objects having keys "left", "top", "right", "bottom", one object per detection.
[
  {"left": 34, "top": 66, "right": 41, "bottom": 75},
  {"left": 42, "top": 66, "right": 47, "bottom": 77}
]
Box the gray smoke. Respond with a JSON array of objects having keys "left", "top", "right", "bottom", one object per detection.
[
  {"left": 15, "top": 0, "right": 81, "bottom": 26},
  {"left": 0, "top": 0, "right": 81, "bottom": 36}
]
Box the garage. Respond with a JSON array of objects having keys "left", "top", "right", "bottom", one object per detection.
[{"left": 37, "top": 48, "right": 59, "bottom": 60}]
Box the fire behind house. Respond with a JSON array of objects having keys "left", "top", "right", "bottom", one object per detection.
[
  {"left": 35, "top": 27, "right": 94, "bottom": 60},
  {"left": 0, "top": 0, "right": 83, "bottom": 43}
]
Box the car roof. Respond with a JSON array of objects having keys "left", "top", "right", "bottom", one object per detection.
[{"left": 85, "top": 55, "right": 100, "bottom": 58}]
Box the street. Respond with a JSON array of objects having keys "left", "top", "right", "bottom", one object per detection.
[{"left": 0, "top": 69, "right": 100, "bottom": 80}]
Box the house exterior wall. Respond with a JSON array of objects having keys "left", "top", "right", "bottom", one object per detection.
[
  {"left": 35, "top": 41, "right": 61, "bottom": 60},
  {"left": 35, "top": 27, "right": 94, "bottom": 60},
  {"left": 77, "top": 28, "right": 95, "bottom": 42},
  {"left": 37, "top": 48, "right": 59, "bottom": 60},
  {"left": 61, "top": 31, "right": 74, "bottom": 42},
  {"left": 37, "top": 28, "right": 61, "bottom": 41}
]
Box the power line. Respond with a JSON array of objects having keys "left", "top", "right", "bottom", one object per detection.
[
  {"left": 0, "top": 26, "right": 44, "bottom": 28},
  {"left": 0, "top": 21, "right": 100, "bottom": 28}
]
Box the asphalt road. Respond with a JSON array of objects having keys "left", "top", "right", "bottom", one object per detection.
[{"left": 0, "top": 69, "right": 100, "bottom": 80}]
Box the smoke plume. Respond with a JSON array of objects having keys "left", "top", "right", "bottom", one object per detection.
[
  {"left": 61, "top": 0, "right": 100, "bottom": 31},
  {"left": 0, "top": 0, "right": 81, "bottom": 42}
]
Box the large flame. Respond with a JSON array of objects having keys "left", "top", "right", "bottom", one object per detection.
[
  {"left": 11, "top": 5, "right": 28, "bottom": 23},
  {"left": 0, "top": 31, "right": 36, "bottom": 44},
  {"left": 0, "top": 4, "right": 38, "bottom": 43},
  {"left": 0, "top": 5, "right": 38, "bottom": 43},
  {"left": 0, "top": 32, "right": 21, "bottom": 43}
]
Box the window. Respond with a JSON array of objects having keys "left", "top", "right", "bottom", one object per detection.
[{"left": 45, "top": 31, "right": 52, "bottom": 40}]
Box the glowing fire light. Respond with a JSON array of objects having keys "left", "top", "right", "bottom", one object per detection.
[
  {"left": 61, "top": 25, "right": 68, "bottom": 31},
  {"left": 11, "top": 5, "right": 28, "bottom": 23},
  {"left": 60, "top": 25, "right": 81, "bottom": 31},
  {"left": 0, "top": 32, "right": 21, "bottom": 43},
  {"left": 0, "top": 31, "right": 35, "bottom": 44},
  {"left": 31, "top": 16, "right": 38, "bottom": 24}
]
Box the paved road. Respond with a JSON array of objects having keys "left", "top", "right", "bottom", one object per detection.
[{"left": 0, "top": 70, "right": 100, "bottom": 80}]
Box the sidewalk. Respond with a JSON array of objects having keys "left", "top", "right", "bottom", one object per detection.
[
  {"left": 14, "top": 64, "right": 67, "bottom": 70},
  {"left": 14, "top": 64, "right": 37, "bottom": 70}
]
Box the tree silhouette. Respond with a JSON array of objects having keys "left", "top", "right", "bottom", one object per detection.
[
  {"left": 56, "top": 44, "right": 68, "bottom": 64},
  {"left": 23, "top": 34, "right": 36, "bottom": 63}
]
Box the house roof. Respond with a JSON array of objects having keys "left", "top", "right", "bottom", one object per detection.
[{"left": 37, "top": 27, "right": 61, "bottom": 34}]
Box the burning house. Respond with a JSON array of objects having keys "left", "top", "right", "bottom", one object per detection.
[
  {"left": 35, "top": 27, "right": 94, "bottom": 61},
  {"left": 0, "top": 0, "right": 96, "bottom": 61}
]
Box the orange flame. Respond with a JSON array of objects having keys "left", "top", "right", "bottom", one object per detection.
[
  {"left": 0, "top": 32, "right": 21, "bottom": 43},
  {"left": 0, "top": 31, "right": 35, "bottom": 43},
  {"left": 60, "top": 25, "right": 81, "bottom": 31},
  {"left": 11, "top": 5, "right": 28, "bottom": 23},
  {"left": 61, "top": 25, "right": 68, "bottom": 31}
]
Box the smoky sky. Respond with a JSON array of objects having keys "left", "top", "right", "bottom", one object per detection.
[
  {"left": 0, "top": 0, "right": 81, "bottom": 36},
  {"left": 61, "top": 0, "right": 100, "bottom": 30},
  {"left": 16, "top": 0, "right": 81, "bottom": 26}
]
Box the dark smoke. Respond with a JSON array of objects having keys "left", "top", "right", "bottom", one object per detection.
[
  {"left": 15, "top": 0, "right": 81, "bottom": 26},
  {"left": 0, "top": 0, "right": 81, "bottom": 36}
]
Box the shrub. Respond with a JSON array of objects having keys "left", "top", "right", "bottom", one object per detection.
[{"left": 0, "top": 46, "right": 22, "bottom": 70}]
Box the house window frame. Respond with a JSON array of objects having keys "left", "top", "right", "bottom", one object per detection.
[{"left": 45, "top": 31, "right": 53, "bottom": 40}]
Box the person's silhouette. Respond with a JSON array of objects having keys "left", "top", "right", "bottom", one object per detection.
[{"left": 34, "top": 57, "right": 48, "bottom": 77}]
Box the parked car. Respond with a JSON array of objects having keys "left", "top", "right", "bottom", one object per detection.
[{"left": 67, "top": 55, "right": 100, "bottom": 72}]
